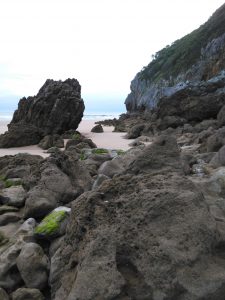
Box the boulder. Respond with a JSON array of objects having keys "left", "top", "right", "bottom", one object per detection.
[
  {"left": 157, "top": 115, "right": 187, "bottom": 130},
  {"left": 65, "top": 139, "right": 82, "bottom": 150},
  {"left": 16, "top": 243, "right": 49, "bottom": 290},
  {"left": 51, "top": 136, "right": 224, "bottom": 300},
  {"left": 0, "top": 153, "right": 43, "bottom": 191},
  {"left": 0, "top": 219, "right": 36, "bottom": 292},
  {"left": 1, "top": 186, "right": 26, "bottom": 208},
  {"left": 12, "top": 288, "right": 44, "bottom": 300},
  {"left": 210, "top": 145, "right": 225, "bottom": 167},
  {"left": 125, "top": 124, "right": 145, "bottom": 139},
  {"left": 0, "top": 78, "right": 84, "bottom": 147},
  {"left": 91, "top": 124, "right": 104, "bottom": 133},
  {"left": 0, "top": 212, "right": 21, "bottom": 226},
  {"left": 92, "top": 174, "right": 110, "bottom": 190},
  {"left": 34, "top": 207, "right": 71, "bottom": 240},
  {"left": 38, "top": 134, "right": 64, "bottom": 150}
]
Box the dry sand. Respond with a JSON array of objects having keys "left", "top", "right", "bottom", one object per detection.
[{"left": 0, "top": 119, "right": 133, "bottom": 158}]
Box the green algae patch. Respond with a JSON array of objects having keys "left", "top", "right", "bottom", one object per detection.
[
  {"left": 34, "top": 210, "right": 66, "bottom": 237},
  {"left": 72, "top": 132, "right": 81, "bottom": 140},
  {"left": 92, "top": 148, "right": 108, "bottom": 155},
  {"left": 117, "top": 149, "right": 125, "bottom": 155},
  {"left": 0, "top": 176, "right": 22, "bottom": 188},
  {"left": 5, "top": 179, "right": 22, "bottom": 188}
]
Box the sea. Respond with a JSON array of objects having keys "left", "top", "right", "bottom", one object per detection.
[{"left": 0, "top": 111, "right": 122, "bottom": 122}]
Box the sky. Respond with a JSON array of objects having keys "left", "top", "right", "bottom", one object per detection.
[{"left": 0, "top": 0, "right": 224, "bottom": 114}]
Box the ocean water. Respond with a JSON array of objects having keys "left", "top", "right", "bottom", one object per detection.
[{"left": 0, "top": 111, "right": 122, "bottom": 122}]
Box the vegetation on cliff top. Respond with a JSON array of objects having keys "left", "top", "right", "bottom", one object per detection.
[{"left": 140, "top": 3, "right": 225, "bottom": 83}]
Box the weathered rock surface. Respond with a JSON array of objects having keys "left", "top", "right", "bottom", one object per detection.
[
  {"left": 24, "top": 149, "right": 92, "bottom": 218},
  {"left": 0, "top": 78, "right": 84, "bottom": 147},
  {"left": 0, "top": 153, "right": 43, "bottom": 190},
  {"left": 12, "top": 288, "right": 45, "bottom": 300},
  {"left": 126, "top": 123, "right": 145, "bottom": 139},
  {"left": 217, "top": 104, "right": 225, "bottom": 127},
  {"left": 157, "top": 75, "right": 225, "bottom": 122},
  {"left": 1, "top": 186, "right": 26, "bottom": 208},
  {"left": 38, "top": 134, "right": 64, "bottom": 150},
  {"left": 49, "top": 136, "right": 224, "bottom": 300},
  {"left": 0, "top": 219, "right": 36, "bottom": 293},
  {"left": 210, "top": 144, "right": 225, "bottom": 167},
  {"left": 0, "top": 287, "right": 9, "bottom": 300},
  {"left": 16, "top": 242, "right": 49, "bottom": 290}
]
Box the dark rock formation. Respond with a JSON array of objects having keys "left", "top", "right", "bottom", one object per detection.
[
  {"left": 125, "top": 4, "right": 225, "bottom": 118},
  {"left": 91, "top": 124, "right": 104, "bottom": 133},
  {"left": 0, "top": 79, "right": 84, "bottom": 148},
  {"left": 157, "top": 74, "right": 225, "bottom": 122}
]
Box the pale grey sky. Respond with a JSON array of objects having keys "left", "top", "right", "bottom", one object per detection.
[{"left": 0, "top": 0, "right": 224, "bottom": 112}]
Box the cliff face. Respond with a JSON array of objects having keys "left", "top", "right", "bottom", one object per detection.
[{"left": 125, "top": 4, "right": 225, "bottom": 113}]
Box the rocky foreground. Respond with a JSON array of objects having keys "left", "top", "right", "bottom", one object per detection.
[
  {"left": 2, "top": 3, "right": 225, "bottom": 299},
  {"left": 1, "top": 107, "right": 225, "bottom": 299}
]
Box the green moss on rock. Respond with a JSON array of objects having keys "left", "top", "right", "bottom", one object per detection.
[
  {"left": 92, "top": 148, "right": 108, "bottom": 155},
  {"left": 72, "top": 133, "right": 81, "bottom": 140},
  {"left": 5, "top": 179, "right": 22, "bottom": 188},
  {"left": 117, "top": 149, "right": 125, "bottom": 155},
  {"left": 34, "top": 210, "right": 66, "bottom": 236}
]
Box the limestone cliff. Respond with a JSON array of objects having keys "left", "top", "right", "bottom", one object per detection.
[{"left": 125, "top": 4, "right": 225, "bottom": 113}]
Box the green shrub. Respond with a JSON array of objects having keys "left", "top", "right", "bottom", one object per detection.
[{"left": 139, "top": 5, "right": 225, "bottom": 83}]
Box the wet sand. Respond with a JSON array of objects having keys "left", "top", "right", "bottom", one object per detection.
[{"left": 0, "top": 119, "right": 133, "bottom": 158}]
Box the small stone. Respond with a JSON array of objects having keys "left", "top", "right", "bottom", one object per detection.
[{"left": 91, "top": 124, "right": 104, "bottom": 133}]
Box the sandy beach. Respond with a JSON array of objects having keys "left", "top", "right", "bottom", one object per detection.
[{"left": 0, "top": 119, "right": 133, "bottom": 158}]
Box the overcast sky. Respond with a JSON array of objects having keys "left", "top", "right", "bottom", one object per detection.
[{"left": 0, "top": 0, "right": 224, "bottom": 113}]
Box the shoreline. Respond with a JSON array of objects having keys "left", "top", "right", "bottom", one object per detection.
[{"left": 0, "top": 119, "right": 133, "bottom": 158}]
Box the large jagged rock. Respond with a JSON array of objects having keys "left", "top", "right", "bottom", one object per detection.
[
  {"left": 0, "top": 78, "right": 84, "bottom": 148},
  {"left": 50, "top": 136, "right": 225, "bottom": 300}
]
